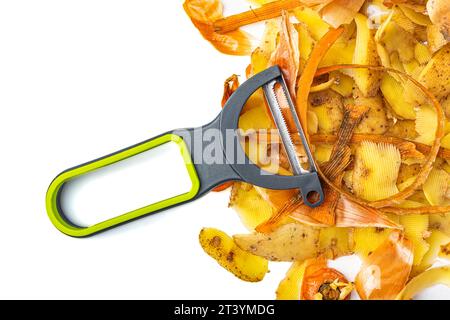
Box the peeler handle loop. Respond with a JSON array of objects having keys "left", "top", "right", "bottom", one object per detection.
[
  {"left": 46, "top": 114, "right": 245, "bottom": 238},
  {"left": 46, "top": 131, "right": 204, "bottom": 237}
]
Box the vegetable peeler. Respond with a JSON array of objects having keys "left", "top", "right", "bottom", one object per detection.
[{"left": 46, "top": 66, "right": 323, "bottom": 237}]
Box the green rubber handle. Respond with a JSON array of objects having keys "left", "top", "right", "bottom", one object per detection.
[{"left": 46, "top": 133, "right": 200, "bottom": 237}]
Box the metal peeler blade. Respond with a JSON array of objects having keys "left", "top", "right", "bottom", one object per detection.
[{"left": 262, "top": 75, "right": 323, "bottom": 207}]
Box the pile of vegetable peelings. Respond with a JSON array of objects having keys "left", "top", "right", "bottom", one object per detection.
[{"left": 184, "top": 0, "right": 450, "bottom": 300}]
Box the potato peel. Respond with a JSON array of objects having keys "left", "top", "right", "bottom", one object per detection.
[
  {"left": 352, "top": 141, "right": 401, "bottom": 202},
  {"left": 400, "top": 214, "right": 430, "bottom": 266},
  {"left": 415, "top": 230, "right": 450, "bottom": 275},
  {"left": 396, "top": 266, "right": 450, "bottom": 300},
  {"left": 276, "top": 261, "right": 306, "bottom": 300},
  {"left": 234, "top": 223, "right": 320, "bottom": 262},
  {"left": 229, "top": 182, "right": 274, "bottom": 230},
  {"left": 415, "top": 105, "right": 438, "bottom": 146},
  {"left": 199, "top": 228, "right": 268, "bottom": 282},
  {"left": 423, "top": 168, "right": 449, "bottom": 206}
]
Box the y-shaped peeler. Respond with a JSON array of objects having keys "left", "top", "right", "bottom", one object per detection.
[{"left": 46, "top": 66, "right": 324, "bottom": 237}]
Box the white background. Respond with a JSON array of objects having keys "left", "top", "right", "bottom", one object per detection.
[{"left": 0, "top": 0, "right": 449, "bottom": 299}]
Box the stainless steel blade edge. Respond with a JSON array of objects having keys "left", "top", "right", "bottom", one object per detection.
[{"left": 262, "top": 80, "right": 307, "bottom": 175}]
